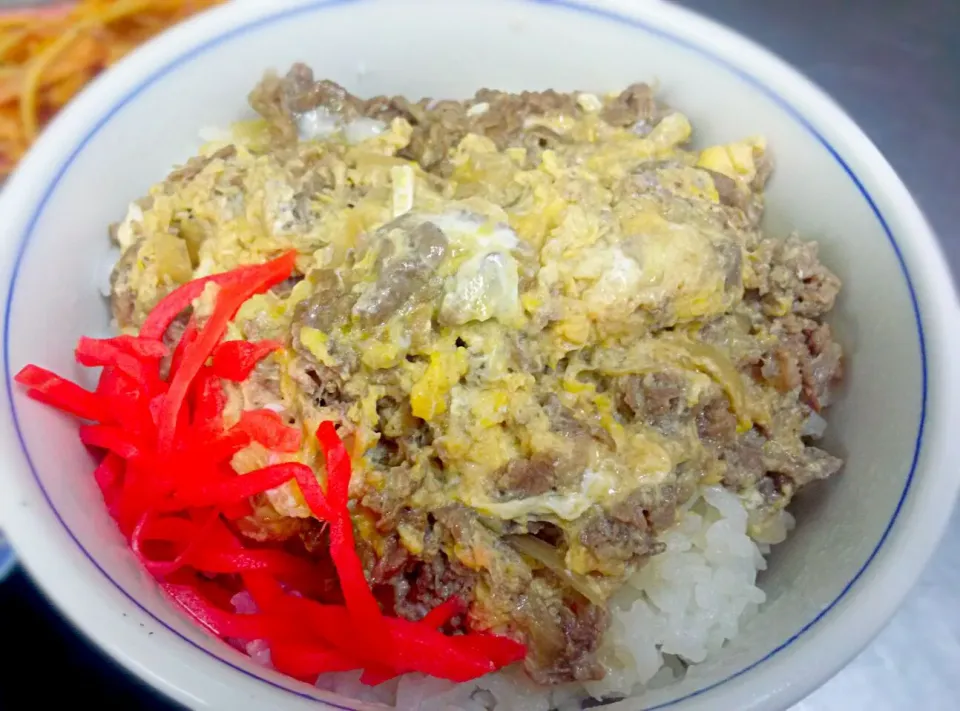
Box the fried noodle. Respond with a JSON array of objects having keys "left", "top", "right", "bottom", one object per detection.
[{"left": 0, "top": 0, "right": 222, "bottom": 177}]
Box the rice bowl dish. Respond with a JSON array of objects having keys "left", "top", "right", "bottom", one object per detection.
[
  {"left": 11, "top": 60, "right": 853, "bottom": 711},
  {"left": 4, "top": 0, "right": 960, "bottom": 709}
]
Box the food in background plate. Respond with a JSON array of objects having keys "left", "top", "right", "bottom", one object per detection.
[
  {"left": 0, "top": 0, "right": 223, "bottom": 177},
  {"left": 17, "top": 63, "right": 844, "bottom": 708}
]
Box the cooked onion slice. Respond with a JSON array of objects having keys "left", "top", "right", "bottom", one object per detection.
[{"left": 506, "top": 534, "right": 606, "bottom": 606}]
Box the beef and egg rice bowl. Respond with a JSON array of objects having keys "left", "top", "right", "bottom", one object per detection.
[{"left": 18, "top": 63, "right": 844, "bottom": 707}]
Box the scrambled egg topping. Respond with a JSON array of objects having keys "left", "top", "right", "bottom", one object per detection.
[{"left": 111, "top": 95, "right": 780, "bottom": 584}]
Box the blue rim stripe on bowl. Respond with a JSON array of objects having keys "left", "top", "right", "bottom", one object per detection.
[
  {"left": 0, "top": 536, "right": 16, "bottom": 582},
  {"left": 2, "top": 0, "right": 927, "bottom": 708}
]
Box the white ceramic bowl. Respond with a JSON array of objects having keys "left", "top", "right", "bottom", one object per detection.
[{"left": 1, "top": 1, "right": 958, "bottom": 709}]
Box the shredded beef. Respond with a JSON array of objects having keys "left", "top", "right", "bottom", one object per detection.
[
  {"left": 109, "top": 240, "right": 142, "bottom": 329},
  {"left": 801, "top": 323, "right": 843, "bottom": 411},
  {"left": 611, "top": 480, "right": 683, "bottom": 531},
  {"left": 762, "top": 316, "right": 843, "bottom": 411},
  {"left": 763, "top": 442, "right": 844, "bottom": 488},
  {"left": 352, "top": 219, "right": 449, "bottom": 323},
  {"left": 720, "top": 430, "right": 767, "bottom": 491},
  {"left": 578, "top": 510, "right": 665, "bottom": 566},
  {"left": 617, "top": 371, "right": 690, "bottom": 435},
  {"left": 515, "top": 584, "right": 609, "bottom": 685},
  {"left": 497, "top": 452, "right": 564, "bottom": 498},
  {"left": 550, "top": 602, "right": 609, "bottom": 683},
  {"left": 166, "top": 145, "right": 237, "bottom": 183},
  {"left": 757, "top": 472, "right": 794, "bottom": 507},
  {"left": 391, "top": 552, "right": 477, "bottom": 624},
  {"left": 749, "top": 236, "right": 841, "bottom": 318},
  {"left": 600, "top": 83, "right": 660, "bottom": 129},
  {"left": 696, "top": 396, "right": 738, "bottom": 448}
]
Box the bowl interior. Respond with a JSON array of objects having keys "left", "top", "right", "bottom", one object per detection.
[{"left": 0, "top": 1, "right": 927, "bottom": 709}]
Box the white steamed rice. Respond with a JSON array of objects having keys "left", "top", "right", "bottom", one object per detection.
[{"left": 234, "top": 485, "right": 793, "bottom": 710}]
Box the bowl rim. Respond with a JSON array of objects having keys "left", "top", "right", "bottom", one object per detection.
[{"left": 1, "top": 0, "right": 958, "bottom": 709}]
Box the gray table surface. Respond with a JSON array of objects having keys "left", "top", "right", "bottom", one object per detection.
[
  {"left": 675, "top": 1, "right": 960, "bottom": 709},
  {"left": 1, "top": 0, "right": 957, "bottom": 709}
]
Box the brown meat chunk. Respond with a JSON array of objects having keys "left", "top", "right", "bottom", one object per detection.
[
  {"left": 434, "top": 505, "right": 532, "bottom": 595},
  {"left": 706, "top": 169, "right": 747, "bottom": 210},
  {"left": 505, "top": 577, "right": 608, "bottom": 685},
  {"left": 723, "top": 430, "right": 842, "bottom": 498},
  {"left": 574, "top": 468, "right": 705, "bottom": 574},
  {"left": 433, "top": 506, "right": 608, "bottom": 683},
  {"left": 396, "top": 88, "right": 580, "bottom": 171},
  {"left": 290, "top": 270, "right": 362, "bottom": 376},
  {"left": 287, "top": 356, "right": 350, "bottom": 412},
  {"left": 399, "top": 101, "right": 471, "bottom": 172},
  {"left": 762, "top": 317, "right": 843, "bottom": 411},
  {"left": 720, "top": 429, "right": 767, "bottom": 491},
  {"left": 166, "top": 145, "right": 236, "bottom": 183},
  {"left": 601, "top": 83, "right": 660, "bottom": 128},
  {"left": 109, "top": 239, "right": 142, "bottom": 329},
  {"left": 287, "top": 76, "right": 361, "bottom": 117},
  {"left": 717, "top": 241, "right": 744, "bottom": 291},
  {"left": 756, "top": 473, "right": 794, "bottom": 507},
  {"left": 610, "top": 479, "right": 684, "bottom": 532},
  {"left": 617, "top": 372, "right": 689, "bottom": 435},
  {"left": 391, "top": 552, "right": 477, "bottom": 624},
  {"left": 748, "top": 237, "right": 841, "bottom": 318},
  {"left": 497, "top": 448, "right": 587, "bottom": 500},
  {"left": 578, "top": 510, "right": 665, "bottom": 566},
  {"left": 362, "top": 94, "right": 425, "bottom": 124},
  {"left": 702, "top": 168, "right": 767, "bottom": 227},
  {"left": 541, "top": 394, "right": 589, "bottom": 438},
  {"left": 541, "top": 602, "right": 609, "bottom": 684},
  {"left": 362, "top": 463, "right": 422, "bottom": 531},
  {"left": 518, "top": 125, "right": 570, "bottom": 166},
  {"left": 623, "top": 372, "right": 684, "bottom": 418},
  {"left": 801, "top": 323, "right": 843, "bottom": 411},
  {"left": 752, "top": 149, "right": 775, "bottom": 191},
  {"left": 352, "top": 219, "right": 449, "bottom": 324},
  {"left": 370, "top": 533, "right": 413, "bottom": 584},
  {"left": 761, "top": 344, "right": 803, "bottom": 393},
  {"left": 158, "top": 310, "right": 192, "bottom": 380},
  {"left": 248, "top": 70, "right": 297, "bottom": 143},
  {"left": 251, "top": 66, "right": 591, "bottom": 174},
  {"left": 541, "top": 394, "right": 616, "bottom": 450},
  {"left": 472, "top": 89, "right": 579, "bottom": 144},
  {"left": 249, "top": 65, "right": 365, "bottom": 143},
  {"left": 270, "top": 274, "right": 304, "bottom": 299},
  {"left": 292, "top": 268, "right": 351, "bottom": 333},
  {"left": 696, "top": 396, "right": 738, "bottom": 448},
  {"left": 497, "top": 452, "right": 563, "bottom": 498},
  {"left": 763, "top": 443, "right": 843, "bottom": 488},
  {"left": 490, "top": 88, "right": 579, "bottom": 116}
]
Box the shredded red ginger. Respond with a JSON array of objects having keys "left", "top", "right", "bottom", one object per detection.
[{"left": 14, "top": 250, "right": 526, "bottom": 685}]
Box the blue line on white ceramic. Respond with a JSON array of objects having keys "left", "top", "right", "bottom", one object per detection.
[{"left": 0, "top": 531, "right": 15, "bottom": 583}]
